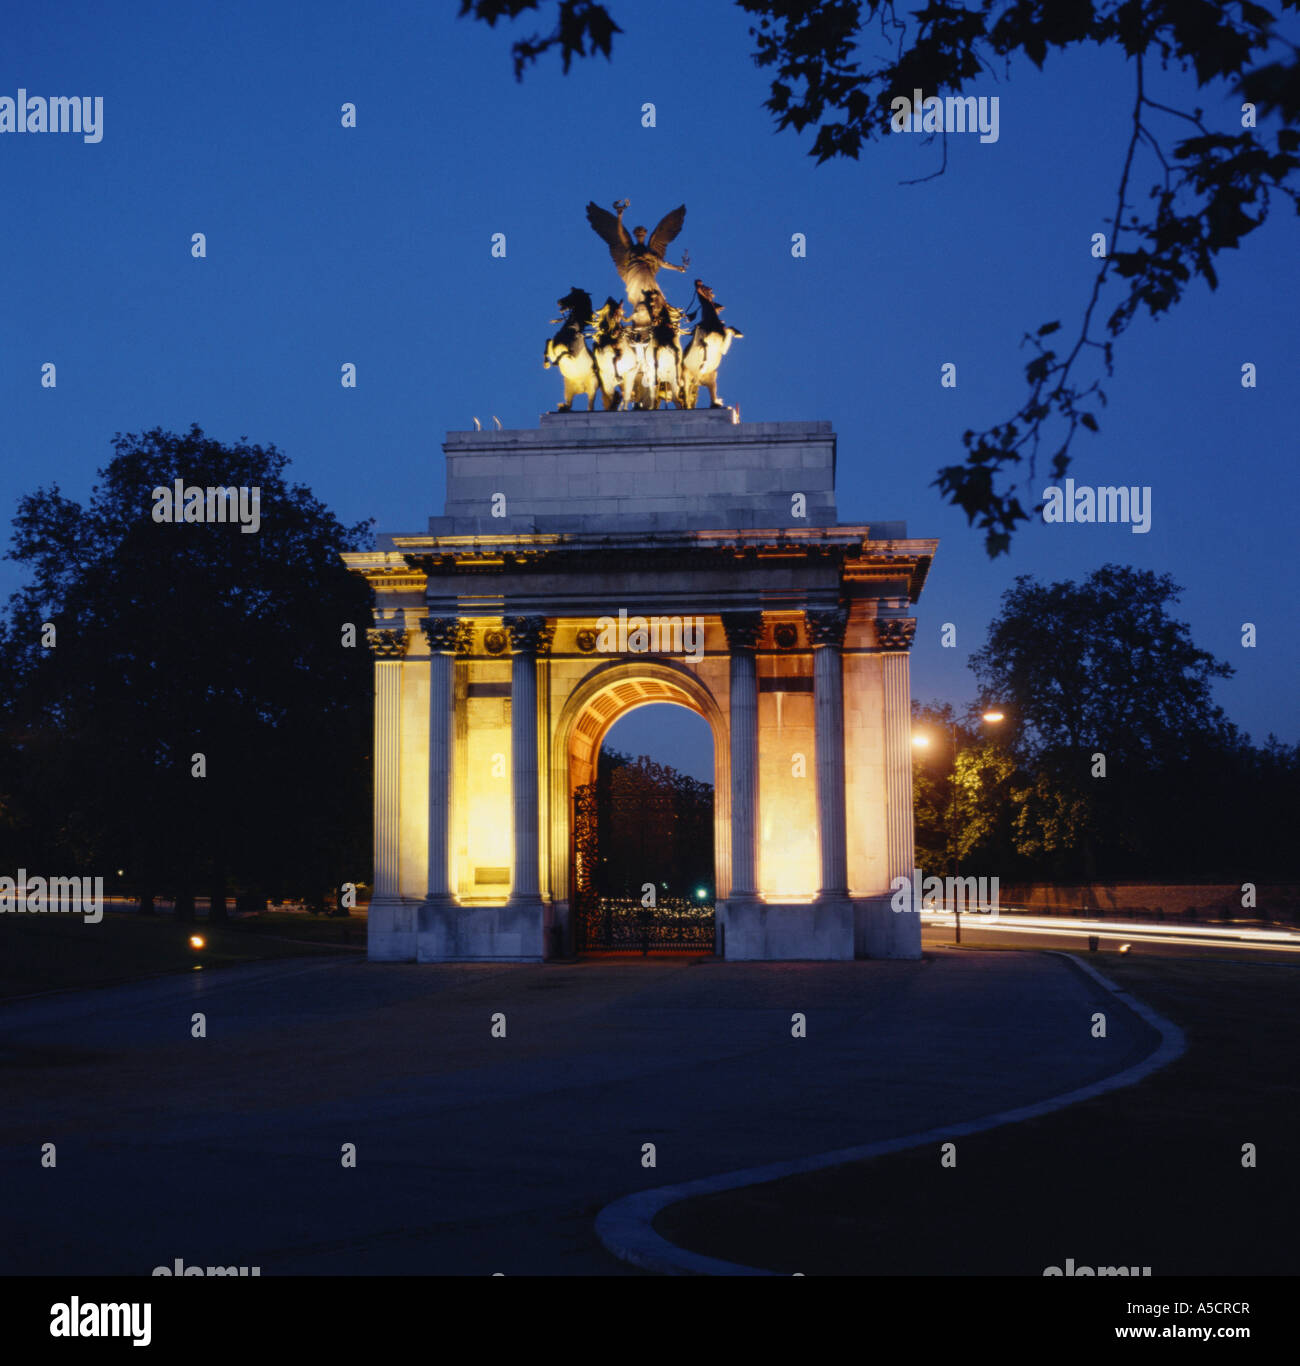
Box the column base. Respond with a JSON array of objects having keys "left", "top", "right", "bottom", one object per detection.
[
  {"left": 716, "top": 899, "right": 853, "bottom": 960},
  {"left": 504, "top": 894, "right": 546, "bottom": 912},
  {"left": 366, "top": 897, "right": 418, "bottom": 962},
  {"left": 417, "top": 900, "right": 546, "bottom": 961},
  {"left": 853, "top": 894, "right": 923, "bottom": 960}
]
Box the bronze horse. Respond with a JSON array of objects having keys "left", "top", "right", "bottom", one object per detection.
[
  {"left": 682, "top": 280, "right": 742, "bottom": 409},
  {"left": 543, "top": 287, "right": 598, "bottom": 411}
]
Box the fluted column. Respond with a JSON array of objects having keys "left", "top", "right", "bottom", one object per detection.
[
  {"left": 879, "top": 617, "right": 918, "bottom": 886},
  {"left": 808, "top": 609, "right": 849, "bottom": 900},
  {"left": 420, "top": 617, "right": 469, "bottom": 905},
  {"left": 505, "top": 616, "right": 553, "bottom": 906},
  {"left": 366, "top": 629, "right": 408, "bottom": 907},
  {"left": 722, "top": 612, "right": 762, "bottom": 902}
]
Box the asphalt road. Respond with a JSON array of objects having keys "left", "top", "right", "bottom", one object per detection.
[{"left": 1, "top": 950, "right": 1159, "bottom": 1275}]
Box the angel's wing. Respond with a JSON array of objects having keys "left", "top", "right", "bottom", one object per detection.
[
  {"left": 648, "top": 205, "right": 686, "bottom": 259},
  {"left": 586, "top": 201, "right": 631, "bottom": 270}
]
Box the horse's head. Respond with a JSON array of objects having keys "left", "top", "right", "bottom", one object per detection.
[{"left": 558, "top": 287, "right": 593, "bottom": 319}]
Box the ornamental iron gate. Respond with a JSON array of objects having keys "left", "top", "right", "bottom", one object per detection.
[{"left": 572, "top": 755, "right": 714, "bottom": 953}]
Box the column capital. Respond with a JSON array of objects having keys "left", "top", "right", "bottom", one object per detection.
[
  {"left": 419, "top": 616, "right": 472, "bottom": 654},
  {"left": 505, "top": 615, "right": 554, "bottom": 656},
  {"left": 877, "top": 617, "right": 917, "bottom": 652},
  {"left": 806, "top": 608, "right": 848, "bottom": 648},
  {"left": 367, "top": 628, "right": 409, "bottom": 659},
  {"left": 721, "top": 610, "right": 763, "bottom": 653}
]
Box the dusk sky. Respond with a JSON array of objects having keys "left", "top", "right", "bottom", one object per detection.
[{"left": 4, "top": 0, "right": 1296, "bottom": 782}]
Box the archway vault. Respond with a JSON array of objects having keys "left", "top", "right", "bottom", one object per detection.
[{"left": 547, "top": 658, "right": 731, "bottom": 913}]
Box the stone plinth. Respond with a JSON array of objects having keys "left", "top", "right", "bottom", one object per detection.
[
  {"left": 432, "top": 409, "right": 838, "bottom": 533},
  {"left": 719, "top": 899, "right": 855, "bottom": 961},
  {"left": 417, "top": 901, "right": 547, "bottom": 962},
  {"left": 855, "top": 897, "right": 922, "bottom": 960}
]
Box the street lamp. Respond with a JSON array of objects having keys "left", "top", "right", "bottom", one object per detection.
[{"left": 912, "top": 709, "right": 1006, "bottom": 944}]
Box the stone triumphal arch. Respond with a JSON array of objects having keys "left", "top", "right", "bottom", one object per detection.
[{"left": 344, "top": 407, "right": 937, "bottom": 961}]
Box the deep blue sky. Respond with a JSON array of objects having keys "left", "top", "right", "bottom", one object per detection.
[{"left": 3, "top": 1, "right": 1296, "bottom": 785}]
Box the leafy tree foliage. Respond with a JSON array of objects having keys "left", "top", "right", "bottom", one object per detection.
[
  {"left": 971, "top": 564, "right": 1234, "bottom": 762},
  {"left": 0, "top": 427, "right": 375, "bottom": 917},
  {"left": 917, "top": 564, "right": 1297, "bottom": 881},
  {"left": 465, "top": 0, "right": 1300, "bottom": 553},
  {"left": 458, "top": 0, "right": 621, "bottom": 78},
  {"left": 590, "top": 746, "right": 713, "bottom": 898}
]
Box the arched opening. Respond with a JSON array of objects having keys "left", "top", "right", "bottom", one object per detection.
[
  {"left": 575, "top": 704, "right": 716, "bottom": 953},
  {"left": 548, "top": 661, "right": 728, "bottom": 955}
]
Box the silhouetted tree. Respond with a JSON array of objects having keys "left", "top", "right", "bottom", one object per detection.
[
  {"left": 915, "top": 563, "right": 1300, "bottom": 880},
  {"left": 592, "top": 747, "right": 713, "bottom": 898},
  {"left": 0, "top": 426, "right": 375, "bottom": 916}
]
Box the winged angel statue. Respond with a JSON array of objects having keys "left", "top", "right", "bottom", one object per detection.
[
  {"left": 541, "top": 198, "right": 743, "bottom": 412},
  {"left": 584, "top": 199, "right": 687, "bottom": 318}
]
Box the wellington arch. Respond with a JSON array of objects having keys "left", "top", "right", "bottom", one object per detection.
[{"left": 343, "top": 407, "right": 937, "bottom": 962}]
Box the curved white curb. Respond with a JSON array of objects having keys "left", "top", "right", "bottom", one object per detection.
[{"left": 595, "top": 951, "right": 1186, "bottom": 1275}]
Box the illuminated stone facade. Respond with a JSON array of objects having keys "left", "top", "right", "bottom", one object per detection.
[{"left": 344, "top": 408, "right": 937, "bottom": 961}]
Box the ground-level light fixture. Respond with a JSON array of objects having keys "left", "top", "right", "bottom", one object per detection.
[{"left": 695, "top": 887, "right": 708, "bottom": 900}]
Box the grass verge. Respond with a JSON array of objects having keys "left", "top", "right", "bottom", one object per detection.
[{"left": 0, "top": 907, "right": 367, "bottom": 1001}]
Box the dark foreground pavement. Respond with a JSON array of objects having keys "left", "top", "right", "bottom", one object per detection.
[
  {"left": 0, "top": 951, "right": 1158, "bottom": 1275},
  {"left": 657, "top": 953, "right": 1298, "bottom": 1276}
]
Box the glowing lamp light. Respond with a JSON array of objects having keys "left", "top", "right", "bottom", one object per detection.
[
  {"left": 982, "top": 710, "right": 1005, "bottom": 723},
  {"left": 696, "top": 887, "right": 708, "bottom": 900},
  {"left": 189, "top": 935, "right": 205, "bottom": 950},
  {"left": 912, "top": 734, "right": 931, "bottom": 748}
]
